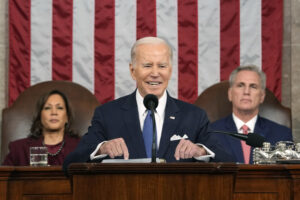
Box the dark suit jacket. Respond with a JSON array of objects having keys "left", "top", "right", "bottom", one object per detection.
[
  {"left": 63, "top": 91, "right": 234, "bottom": 171},
  {"left": 209, "top": 114, "right": 293, "bottom": 164},
  {"left": 2, "top": 135, "right": 80, "bottom": 166}
]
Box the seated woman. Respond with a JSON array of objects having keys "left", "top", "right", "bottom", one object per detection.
[{"left": 2, "top": 90, "right": 80, "bottom": 166}]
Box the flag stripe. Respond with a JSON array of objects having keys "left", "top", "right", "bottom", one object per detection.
[
  {"left": 156, "top": 0, "right": 178, "bottom": 98},
  {"left": 262, "top": 0, "right": 283, "bottom": 100},
  {"left": 240, "top": 0, "right": 262, "bottom": 68},
  {"left": 52, "top": 0, "right": 73, "bottom": 81},
  {"left": 94, "top": 0, "right": 115, "bottom": 103},
  {"left": 197, "top": 0, "right": 221, "bottom": 94},
  {"left": 9, "top": 0, "right": 31, "bottom": 106},
  {"left": 72, "top": 0, "right": 95, "bottom": 93},
  {"left": 220, "top": 0, "right": 240, "bottom": 81},
  {"left": 178, "top": 0, "right": 198, "bottom": 103},
  {"left": 30, "top": 0, "right": 52, "bottom": 85},
  {"left": 114, "top": 0, "right": 136, "bottom": 99},
  {"left": 137, "top": 0, "right": 156, "bottom": 38}
]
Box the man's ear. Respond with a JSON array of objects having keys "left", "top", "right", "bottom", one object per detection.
[
  {"left": 129, "top": 64, "right": 136, "bottom": 80},
  {"left": 260, "top": 89, "right": 266, "bottom": 103},
  {"left": 228, "top": 88, "right": 232, "bottom": 102}
]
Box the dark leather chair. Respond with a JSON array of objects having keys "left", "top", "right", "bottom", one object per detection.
[
  {"left": 194, "top": 81, "right": 291, "bottom": 128},
  {"left": 1, "top": 80, "right": 100, "bottom": 163}
]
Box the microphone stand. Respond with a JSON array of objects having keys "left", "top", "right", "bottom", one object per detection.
[{"left": 150, "top": 108, "right": 157, "bottom": 163}]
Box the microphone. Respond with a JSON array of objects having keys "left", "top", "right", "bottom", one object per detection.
[
  {"left": 143, "top": 94, "right": 158, "bottom": 110},
  {"left": 210, "top": 130, "right": 266, "bottom": 147},
  {"left": 143, "top": 94, "right": 158, "bottom": 163}
]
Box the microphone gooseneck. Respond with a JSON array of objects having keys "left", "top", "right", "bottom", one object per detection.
[
  {"left": 210, "top": 130, "right": 266, "bottom": 147},
  {"left": 143, "top": 94, "right": 159, "bottom": 163}
]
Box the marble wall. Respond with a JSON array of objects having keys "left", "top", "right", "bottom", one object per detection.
[
  {"left": 0, "top": 0, "right": 8, "bottom": 161},
  {"left": 0, "top": 0, "right": 299, "bottom": 161},
  {"left": 291, "top": 0, "right": 300, "bottom": 142}
]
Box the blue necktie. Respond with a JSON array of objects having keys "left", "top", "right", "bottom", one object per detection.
[{"left": 143, "top": 110, "right": 153, "bottom": 158}]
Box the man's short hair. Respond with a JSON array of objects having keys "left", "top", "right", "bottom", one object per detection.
[
  {"left": 130, "top": 36, "right": 173, "bottom": 67},
  {"left": 229, "top": 65, "right": 266, "bottom": 90}
]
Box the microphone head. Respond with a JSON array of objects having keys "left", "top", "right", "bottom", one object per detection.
[
  {"left": 246, "top": 133, "right": 266, "bottom": 147},
  {"left": 143, "top": 94, "right": 158, "bottom": 110}
]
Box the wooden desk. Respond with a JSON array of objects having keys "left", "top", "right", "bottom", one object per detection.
[
  {"left": 1, "top": 164, "right": 300, "bottom": 200},
  {"left": 0, "top": 166, "right": 71, "bottom": 200},
  {"left": 68, "top": 163, "right": 238, "bottom": 200}
]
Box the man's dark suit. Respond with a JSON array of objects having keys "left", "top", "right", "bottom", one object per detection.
[
  {"left": 63, "top": 91, "right": 233, "bottom": 171},
  {"left": 209, "top": 114, "right": 293, "bottom": 164}
]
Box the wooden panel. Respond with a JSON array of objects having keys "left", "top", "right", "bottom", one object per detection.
[
  {"left": 0, "top": 166, "right": 14, "bottom": 200},
  {"left": 235, "top": 165, "right": 291, "bottom": 200},
  {"left": 285, "top": 165, "right": 300, "bottom": 200},
  {"left": 73, "top": 173, "right": 234, "bottom": 200},
  {"left": 22, "top": 179, "right": 71, "bottom": 194},
  {"left": 1, "top": 166, "right": 72, "bottom": 200},
  {"left": 0, "top": 181, "right": 8, "bottom": 200},
  {"left": 70, "top": 163, "right": 238, "bottom": 200},
  {"left": 23, "top": 194, "right": 72, "bottom": 200},
  {"left": 234, "top": 193, "right": 277, "bottom": 200}
]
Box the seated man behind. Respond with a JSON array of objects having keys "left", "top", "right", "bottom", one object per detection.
[{"left": 210, "top": 65, "right": 293, "bottom": 164}]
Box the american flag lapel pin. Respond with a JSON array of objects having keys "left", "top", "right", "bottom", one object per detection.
[{"left": 170, "top": 116, "right": 175, "bottom": 120}]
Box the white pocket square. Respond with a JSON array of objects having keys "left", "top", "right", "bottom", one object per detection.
[{"left": 170, "top": 134, "right": 188, "bottom": 141}]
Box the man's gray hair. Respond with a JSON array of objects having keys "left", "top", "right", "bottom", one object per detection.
[
  {"left": 229, "top": 65, "right": 266, "bottom": 90},
  {"left": 130, "top": 36, "right": 173, "bottom": 67}
]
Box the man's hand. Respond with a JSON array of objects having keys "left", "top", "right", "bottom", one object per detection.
[
  {"left": 99, "top": 138, "right": 129, "bottom": 160},
  {"left": 174, "top": 139, "right": 207, "bottom": 160}
]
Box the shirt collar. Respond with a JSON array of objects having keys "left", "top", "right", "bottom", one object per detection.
[
  {"left": 136, "top": 90, "right": 167, "bottom": 118},
  {"left": 232, "top": 113, "right": 257, "bottom": 133}
]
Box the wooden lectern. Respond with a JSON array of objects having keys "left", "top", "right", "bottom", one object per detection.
[{"left": 68, "top": 163, "right": 238, "bottom": 200}]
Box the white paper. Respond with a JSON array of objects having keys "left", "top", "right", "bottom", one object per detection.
[{"left": 102, "top": 158, "right": 166, "bottom": 163}]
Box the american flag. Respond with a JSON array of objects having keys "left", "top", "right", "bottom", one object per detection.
[{"left": 9, "top": 0, "right": 283, "bottom": 106}]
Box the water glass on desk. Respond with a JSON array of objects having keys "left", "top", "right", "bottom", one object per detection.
[{"left": 30, "top": 147, "right": 48, "bottom": 166}]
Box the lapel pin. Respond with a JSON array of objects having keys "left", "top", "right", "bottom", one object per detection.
[{"left": 170, "top": 116, "right": 175, "bottom": 120}]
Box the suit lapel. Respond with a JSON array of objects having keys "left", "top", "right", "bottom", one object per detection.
[
  {"left": 122, "top": 91, "right": 147, "bottom": 158},
  {"left": 250, "top": 116, "right": 266, "bottom": 164},
  {"left": 225, "top": 115, "right": 245, "bottom": 163},
  {"left": 157, "top": 95, "right": 179, "bottom": 158},
  {"left": 254, "top": 116, "right": 267, "bottom": 138}
]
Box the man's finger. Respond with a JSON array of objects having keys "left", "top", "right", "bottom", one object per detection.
[
  {"left": 114, "top": 140, "right": 123, "bottom": 155},
  {"left": 119, "top": 139, "right": 129, "bottom": 160},
  {"left": 184, "top": 144, "right": 192, "bottom": 159},
  {"left": 179, "top": 141, "right": 188, "bottom": 159},
  {"left": 174, "top": 139, "right": 185, "bottom": 160}
]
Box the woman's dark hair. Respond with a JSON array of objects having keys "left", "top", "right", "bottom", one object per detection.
[{"left": 29, "top": 90, "right": 78, "bottom": 138}]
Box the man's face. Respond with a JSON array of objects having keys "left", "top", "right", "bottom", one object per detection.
[
  {"left": 130, "top": 43, "right": 172, "bottom": 99},
  {"left": 228, "top": 70, "right": 265, "bottom": 115}
]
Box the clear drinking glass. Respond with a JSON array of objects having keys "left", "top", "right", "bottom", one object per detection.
[{"left": 29, "top": 147, "right": 48, "bottom": 166}]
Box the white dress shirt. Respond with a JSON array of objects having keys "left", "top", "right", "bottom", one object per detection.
[{"left": 232, "top": 113, "right": 257, "bottom": 134}]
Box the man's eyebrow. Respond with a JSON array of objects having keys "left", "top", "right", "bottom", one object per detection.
[
  {"left": 235, "top": 81, "right": 245, "bottom": 85},
  {"left": 249, "top": 83, "right": 259, "bottom": 86}
]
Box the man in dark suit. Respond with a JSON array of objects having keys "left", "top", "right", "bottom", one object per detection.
[
  {"left": 210, "top": 65, "right": 293, "bottom": 164},
  {"left": 63, "top": 37, "right": 233, "bottom": 171}
]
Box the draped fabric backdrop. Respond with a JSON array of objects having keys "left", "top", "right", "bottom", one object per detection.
[{"left": 8, "top": 0, "right": 283, "bottom": 106}]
